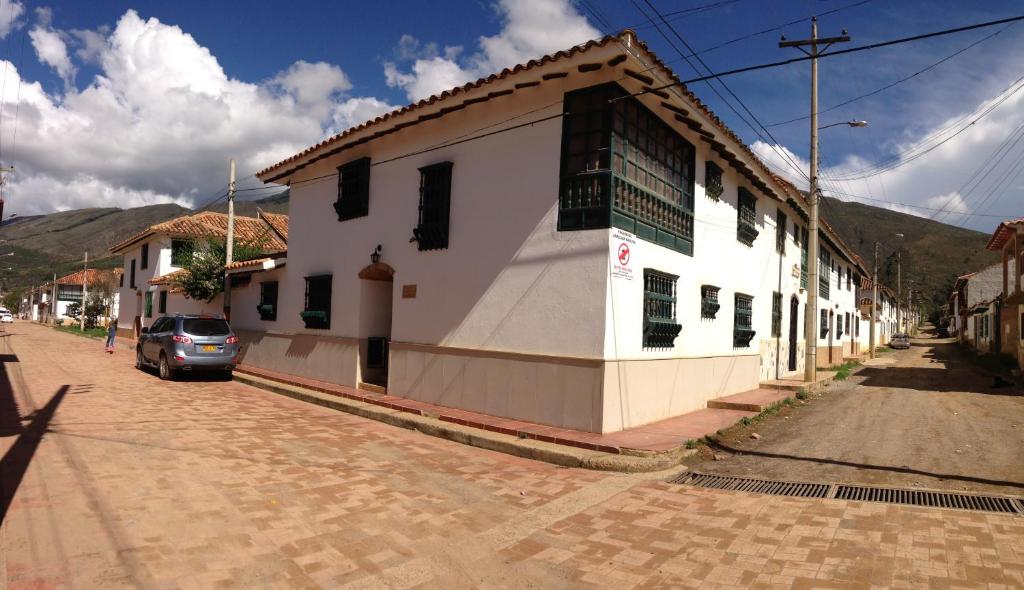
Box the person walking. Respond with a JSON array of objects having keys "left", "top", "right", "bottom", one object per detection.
[{"left": 105, "top": 320, "right": 117, "bottom": 353}]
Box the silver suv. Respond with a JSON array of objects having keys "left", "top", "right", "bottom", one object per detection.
[{"left": 136, "top": 314, "right": 240, "bottom": 380}]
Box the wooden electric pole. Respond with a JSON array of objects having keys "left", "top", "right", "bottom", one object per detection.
[
  {"left": 780, "top": 18, "right": 850, "bottom": 381},
  {"left": 81, "top": 252, "right": 88, "bottom": 331},
  {"left": 223, "top": 159, "right": 236, "bottom": 320},
  {"left": 870, "top": 242, "right": 878, "bottom": 359}
]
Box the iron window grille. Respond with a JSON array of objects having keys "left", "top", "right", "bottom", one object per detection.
[
  {"left": 171, "top": 239, "right": 190, "bottom": 267},
  {"left": 413, "top": 162, "right": 453, "bottom": 251},
  {"left": 557, "top": 83, "right": 696, "bottom": 256},
  {"left": 57, "top": 284, "right": 82, "bottom": 302},
  {"left": 259, "top": 281, "right": 278, "bottom": 321},
  {"left": 771, "top": 292, "right": 782, "bottom": 338},
  {"left": 837, "top": 314, "right": 843, "bottom": 338},
  {"left": 701, "top": 285, "right": 721, "bottom": 319},
  {"left": 819, "top": 248, "right": 831, "bottom": 301},
  {"left": 737, "top": 188, "right": 759, "bottom": 246},
  {"left": 302, "top": 275, "right": 332, "bottom": 329},
  {"left": 705, "top": 161, "right": 723, "bottom": 201},
  {"left": 776, "top": 209, "right": 787, "bottom": 254},
  {"left": 141, "top": 244, "right": 149, "bottom": 269},
  {"left": 643, "top": 269, "right": 681, "bottom": 348},
  {"left": 158, "top": 290, "right": 167, "bottom": 314},
  {"left": 334, "top": 157, "right": 371, "bottom": 221},
  {"left": 144, "top": 291, "right": 153, "bottom": 318},
  {"left": 733, "top": 293, "right": 755, "bottom": 347},
  {"left": 820, "top": 309, "right": 829, "bottom": 339},
  {"left": 846, "top": 268, "right": 852, "bottom": 290}
]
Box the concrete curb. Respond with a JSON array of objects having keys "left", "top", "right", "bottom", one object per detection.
[{"left": 233, "top": 371, "right": 690, "bottom": 473}]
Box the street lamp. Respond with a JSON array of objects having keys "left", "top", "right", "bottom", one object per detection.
[{"left": 819, "top": 120, "right": 869, "bottom": 130}]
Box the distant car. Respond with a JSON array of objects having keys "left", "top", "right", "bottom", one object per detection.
[
  {"left": 935, "top": 326, "right": 950, "bottom": 338},
  {"left": 0, "top": 313, "right": 13, "bottom": 323},
  {"left": 890, "top": 334, "right": 911, "bottom": 349},
  {"left": 135, "top": 314, "right": 239, "bottom": 380}
]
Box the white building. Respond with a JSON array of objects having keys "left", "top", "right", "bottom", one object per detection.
[
  {"left": 39, "top": 269, "right": 122, "bottom": 324},
  {"left": 234, "top": 31, "right": 869, "bottom": 434},
  {"left": 110, "top": 210, "right": 288, "bottom": 338}
]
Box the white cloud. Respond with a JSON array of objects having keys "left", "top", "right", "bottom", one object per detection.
[
  {"left": 0, "top": 0, "right": 24, "bottom": 39},
  {"left": 30, "top": 24, "right": 75, "bottom": 88},
  {"left": 384, "top": 0, "right": 599, "bottom": 102},
  {"left": 2, "top": 9, "right": 397, "bottom": 216}
]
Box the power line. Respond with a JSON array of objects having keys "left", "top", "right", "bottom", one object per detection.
[
  {"left": 767, "top": 21, "right": 1018, "bottom": 127},
  {"left": 820, "top": 189, "right": 1018, "bottom": 219}
]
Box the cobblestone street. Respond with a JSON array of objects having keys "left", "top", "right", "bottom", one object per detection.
[{"left": 2, "top": 323, "right": 1022, "bottom": 589}]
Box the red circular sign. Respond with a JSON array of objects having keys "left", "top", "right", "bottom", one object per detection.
[{"left": 617, "top": 243, "right": 630, "bottom": 265}]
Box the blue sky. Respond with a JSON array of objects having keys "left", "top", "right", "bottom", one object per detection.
[{"left": 6, "top": 0, "right": 1024, "bottom": 231}]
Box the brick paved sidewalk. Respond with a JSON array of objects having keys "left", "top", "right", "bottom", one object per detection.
[{"left": 2, "top": 323, "right": 1022, "bottom": 589}]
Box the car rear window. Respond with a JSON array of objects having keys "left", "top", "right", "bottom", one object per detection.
[{"left": 182, "top": 319, "right": 231, "bottom": 336}]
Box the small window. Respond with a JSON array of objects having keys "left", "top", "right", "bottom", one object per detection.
[
  {"left": 837, "top": 314, "right": 843, "bottom": 338},
  {"left": 737, "top": 188, "right": 758, "bottom": 246},
  {"left": 144, "top": 291, "right": 153, "bottom": 318},
  {"left": 846, "top": 267, "right": 852, "bottom": 290},
  {"left": 119, "top": 272, "right": 124, "bottom": 288},
  {"left": 334, "top": 157, "right": 370, "bottom": 221},
  {"left": 140, "top": 244, "right": 149, "bottom": 269},
  {"left": 171, "top": 239, "right": 190, "bottom": 266},
  {"left": 130, "top": 259, "right": 136, "bottom": 289},
  {"left": 701, "top": 285, "right": 720, "bottom": 319},
  {"left": 775, "top": 209, "right": 787, "bottom": 254},
  {"left": 819, "top": 248, "right": 831, "bottom": 300},
  {"left": 733, "top": 293, "right": 755, "bottom": 347},
  {"left": 820, "top": 309, "right": 829, "bottom": 339},
  {"left": 705, "top": 161, "right": 723, "bottom": 201},
  {"left": 771, "top": 292, "right": 782, "bottom": 338},
  {"left": 259, "top": 281, "right": 278, "bottom": 321},
  {"left": 413, "top": 162, "right": 453, "bottom": 251},
  {"left": 158, "top": 290, "right": 167, "bottom": 314},
  {"left": 643, "top": 269, "right": 681, "bottom": 348},
  {"left": 302, "top": 275, "right": 332, "bottom": 329}
]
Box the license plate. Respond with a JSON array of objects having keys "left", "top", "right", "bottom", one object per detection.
[{"left": 201, "top": 345, "right": 218, "bottom": 352}]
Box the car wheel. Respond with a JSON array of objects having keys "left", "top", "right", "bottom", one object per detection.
[
  {"left": 135, "top": 348, "right": 145, "bottom": 370},
  {"left": 158, "top": 353, "right": 175, "bottom": 381},
  {"left": 222, "top": 368, "right": 233, "bottom": 382}
]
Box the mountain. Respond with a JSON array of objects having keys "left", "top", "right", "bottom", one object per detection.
[
  {"left": 0, "top": 188, "right": 998, "bottom": 316},
  {"left": 820, "top": 196, "right": 999, "bottom": 314}
]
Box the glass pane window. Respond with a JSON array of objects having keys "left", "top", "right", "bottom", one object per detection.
[
  {"left": 820, "top": 309, "right": 829, "bottom": 339},
  {"left": 144, "top": 291, "right": 153, "bottom": 318},
  {"left": 141, "top": 244, "right": 149, "bottom": 270},
  {"left": 643, "top": 269, "right": 681, "bottom": 348},
  {"left": 259, "top": 281, "right": 278, "bottom": 321},
  {"left": 837, "top": 314, "right": 844, "bottom": 338},
  {"left": 734, "top": 293, "right": 755, "bottom": 347},
  {"left": 158, "top": 290, "right": 167, "bottom": 314},
  {"left": 302, "top": 275, "right": 332, "bottom": 329}
]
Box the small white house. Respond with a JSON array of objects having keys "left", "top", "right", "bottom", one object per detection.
[
  {"left": 109, "top": 210, "right": 287, "bottom": 338},
  {"left": 236, "top": 30, "right": 869, "bottom": 434}
]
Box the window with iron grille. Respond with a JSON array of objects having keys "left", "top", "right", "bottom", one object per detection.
[
  {"left": 837, "top": 314, "right": 843, "bottom": 338},
  {"left": 140, "top": 244, "right": 149, "bottom": 269},
  {"left": 144, "top": 291, "right": 153, "bottom": 318},
  {"left": 259, "top": 281, "right": 278, "bottom": 321},
  {"left": 705, "top": 161, "right": 723, "bottom": 201},
  {"left": 643, "top": 269, "right": 681, "bottom": 348},
  {"left": 558, "top": 83, "right": 696, "bottom": 255},
  {"left": 775, "top": 209, "right": 787, "bottom": 254},
  {"left": 57, "top": 284, "right": 81, "bottom": 302},
  {"left": 701, "top": 285, "right": 720, "bottom": 319},
  {"left": 171, "top": 239, "right": 190, "bottom": 267},
  {"left": 302, "top": 275, "right": 332, "bottom": 329},
  {"left": 158, "top": 290, "right": 167, "bottom": 314},
  {"left": 771, "top": 292, "right": 782, "bottom": 337},
  {"left": 334, "top": 157, "right": 370, "bottom": 221},
  {"left": 130, "top": 259, "right": 136, "bottom": 289},
  {"left": 819, "top": 247, "right": 831, "bottom": 300},
  {"left": 737, "top": 188, "right": 758, "bottom": 246},
  {"left": 800, "top": 226, "right": 809, "bottom": 288},
  {"left": 820, "top": 309, "right": 829, "bottom": 339},
  {"left": 413, "top": 162, "right": 453, "bottom": 251},
  {"left": 846, "top": 267, "right": 852, "bottom": 290},
  {"left": 734, "top": 293, "right": 755, "bottom": 347}
]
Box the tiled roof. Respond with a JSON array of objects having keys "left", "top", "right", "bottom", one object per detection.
[
  {"left": 225, "top": 251, "right": 287, "bottom": 271},
  {"left": 258, "top": 210, "right": 289, "bottom": 242},
  {"left": 47, "top": 268, "right": 119, "bottom": 287},
  {"left": 985, "top": 217, "right": 1024, "bottom": 250},
  {"left": 149, "top": 269, "right": 189, "bottom": 286},
  {"left": 110, "top": 211, "right": 288, "bottom": 254}
]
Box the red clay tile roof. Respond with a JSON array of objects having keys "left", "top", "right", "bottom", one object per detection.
[
  {"left": 986, "top": 217, "right": 1024, "bottom": 250},
  {"left": 50, "top": 268, "right": 119, "bottom": 287},
  {"left": 225, "top": 251, "right": 287, "bottom": 271},
  {"left": 149, "top": 269, "right": 189, "bottom": 286},
  {"left": 110, "top": 211, "right": 288, "bottom": 254},
  {"left": 258, "top": 210, "right": 289, "bottom": 242}
]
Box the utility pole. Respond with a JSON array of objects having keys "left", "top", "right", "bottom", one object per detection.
[
  {"left": 50, "top": 272, "right": 56, "bottom": 325},
  {"left": 870, "top": 241, "right": 878, "bottom": 358},
  {"left": 81, "top": 251, "right": 88, "bottom": 331},
  {"left": 223, "top": 159, "right": 236, "bottom": 320},
  {"left": 781, "top": 18, "right": 850, "bottom": 382},
  {"left": 896, "top": 249, "right": 902, "bottom": 333}
]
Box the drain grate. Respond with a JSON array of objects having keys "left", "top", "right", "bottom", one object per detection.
[
  {"left": 670, "top": 472, "right": 830, "bottom": 498},
  {"left": 834, "top": 484, "right": 1021, "bottom": 514},
  {"left": 671, "top": 472, "right": 1023, "bottom": 514}
]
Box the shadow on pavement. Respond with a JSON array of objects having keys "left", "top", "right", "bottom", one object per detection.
[
  {"left": 0, "top": 354, "right": 21, "bottom": 437},
  {"left": 706, "top": 438, "right": 1024, "bottom": 490},
  {"left": 0, "top": 383, "right": 70, "bottom": 524},
  {"left": 857, "top": 341, "right": 1021, "bottom": 396}
]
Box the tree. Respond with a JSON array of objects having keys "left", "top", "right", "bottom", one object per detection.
[
  {"left": 2, "top": 289, "right": 21, "bottom": 313},
  {"left": 173, "top": 238, "right": 265, "bottom": 302}
]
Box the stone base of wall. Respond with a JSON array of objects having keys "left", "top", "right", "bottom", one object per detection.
[{"left": 236, "top": 330, "right": 360, "bottom": 388}]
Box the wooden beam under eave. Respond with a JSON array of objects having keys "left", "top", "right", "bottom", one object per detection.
[
  {"left": 542, "top": 71, "right": 569, "bottom": 80},
  {"left": 514, "top": 81, "right": 540, "bottom": 89},
  {"left": 642, "top": 86, "right": 669, "bottom": 99},
  {"left": 578, "top": 63, "right": 602, "bottom": 73},
  {"left": 607, "top": 54, "right": 627, "bottom": 66},
  {"left": 660, "top": 101, "right": 689, "bottom": 117},
  {"left": 623, "top": 68, "right": 654, "bottom": 85},
  {"left": 487, "top": 89, "right": 514, "bottom": 98}
]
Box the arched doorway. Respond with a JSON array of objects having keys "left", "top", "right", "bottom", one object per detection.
[
  {"left": 357, "top": 261, "right": 395, "bottom": 388},
  {"left": 788, "top": 296, "right": 799, "bottom": 372}
]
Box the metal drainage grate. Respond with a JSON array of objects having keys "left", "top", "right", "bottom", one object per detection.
[
  {"left": 670, "top": 472, "right": 830, "bottom": 498},
  {"left": 834, "top": 484, "right": 1021, "bottom": 514},
  {"left": 670, "top": 472, "right": 1023, "bottom": 515}
]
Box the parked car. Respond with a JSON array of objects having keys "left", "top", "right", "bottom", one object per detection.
[
  {"left": 135, "top": 314, "right": 239, "bottom": 380},
  {"left": 935, "top": 326, "right": 950, "bottom": 338},
  {"left": 890, "top": 333, "right": 911, "bottom": 349},
  {"left": 0, "top": 313, "right": 13, "bottom": 323}
]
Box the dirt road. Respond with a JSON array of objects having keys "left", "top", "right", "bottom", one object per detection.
[{"left": 687, "top": 330, "right": 1024, "bottom": 496}]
